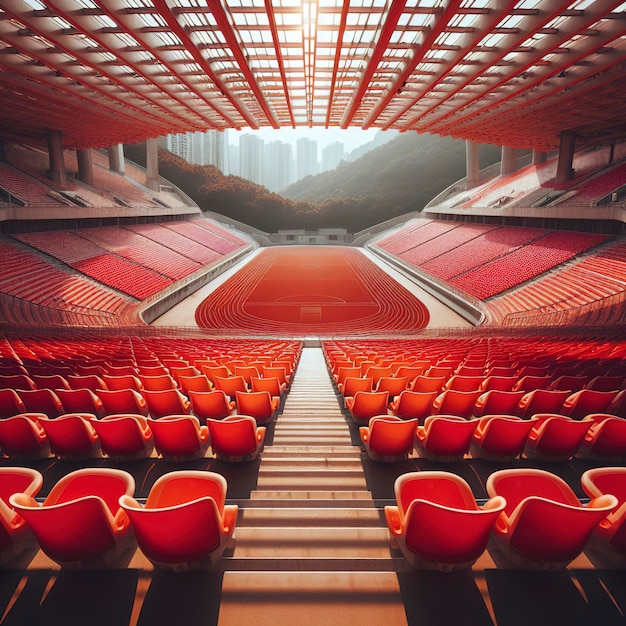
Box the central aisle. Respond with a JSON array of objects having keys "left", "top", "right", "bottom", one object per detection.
[{"left": 217, "top": 347, "right": 408, "bottom": 625}]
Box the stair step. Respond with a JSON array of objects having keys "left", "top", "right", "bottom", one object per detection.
[
  {"left": 221, "top": 556, "right": 408, "bottom": 572},
  {"left": 217, "top": 571, "right": 408, "bottom": 626},
  {"left": 249, "top": 490, "right": 374, "bottom": 501},
  {"left": 233, "top": 527, "right": 392, "bottom": 558},
  {"left": 235, "top": 497, "right": 388, "bottom": 509},
  {"left": 238, "top": 507, "right": 384, "bottom": 527}
]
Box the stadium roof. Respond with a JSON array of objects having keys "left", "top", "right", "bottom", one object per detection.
[{"left": 1, "top": 0, "right": 625, "bottom": 152}]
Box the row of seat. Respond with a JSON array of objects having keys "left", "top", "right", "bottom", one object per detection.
[
  {"left": 345, "top": 387, "right": 625, "bottom": 425},
  {"left": 386, "top": 467, "right": 626, "bottom": 571},
  {"left": 0, "top": 467, "right": 236, "bottom": 570},
  {"left": 0, "top": 387, "right": 281, "bottom": 423},
  {"left": 358, "top": 413, "right": 626, "bottom": 463},
  {"left": 0, "top": 412, "right": 266, "bottom": 463}
]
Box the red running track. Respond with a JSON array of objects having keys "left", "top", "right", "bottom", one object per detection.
[{"left": 195, "top": 247, "right": 429, "bottom": 335}]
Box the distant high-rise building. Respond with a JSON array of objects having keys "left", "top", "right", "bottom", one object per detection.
[
  {"left": 321, "top": 141, "right": 346, "bottom": 172},
  {"left": 166, "top": 130, "right": 224, "bottom": 170},
  {"left": 263, "top": 141, "right": 294, "bottom": 192},
  {"left": 239, "top": 134, "right": 264, "bottom": 184},
  {"left": 296, "top": 137, "right": 318, "bottom": 180}
]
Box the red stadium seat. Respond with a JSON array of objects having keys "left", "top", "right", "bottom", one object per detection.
[
  {"left": 523, "top": 414, "right": 591, "bottom": 461},
  {"left": 143, "top": 389, "right": 191, "bottom": 419},
  {"left": 486, "top": 468, "right": 617, "bottom": 569},
  {"left": 345, "top": 391, "right": 389, "bottom": 424},
  {"left": 235, "top": 390, "right": 279, "bottom": 424},
  {"left": 119, "top": 471, "right": 237, "bottom": 570},
  {"left": 385, "top": 471, "right": 505, "bottom": 571},
  {"left": 10, "top": 468, "right": 136, "bottom": 569},
  {"left": 0, "top": 413, "right": 51, "bottom": 459},
  {"left": 470, "top": 415, "right": 536, "bottom": 461},
  {"left": 414, "top": 415, "right": 476, "bottom": 462},
  {"left": 38, "top": 413, "right": 102, "bottom": 460},
  {"left": 389, "top": 390, "right": 438, "bottom": 423},
  {"left": 149, "top": 415, "right": 210, "bottom": 461},
  {"left": 359, "top": 416, "right": 418, "bottom": 462},
  {"left": 207, "top": 416, "right": 266, "bottom": 462},
  {"left": 0, "top": 467, "right": 43, "bottom": 566},
  {"left": 91, "top": 414, "right": 155, "bottom": 461}
]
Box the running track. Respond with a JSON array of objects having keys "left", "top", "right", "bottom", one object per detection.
[{"left": 195, "top": 247, "right": 429, "bottom": 335}]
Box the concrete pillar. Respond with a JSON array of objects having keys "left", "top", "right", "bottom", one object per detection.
[
  {"left": 465, "top": 140, "right": 480, "bottom": 190},
  {"left": 532, "top": 150, "right": 547, "bottom": 166},
  {"left": 500, "top": 145, "right": 518, "bottom": 175},
  {"left": 145, "top": 137, "right": 160, "bottom": 192},
  {"left": 76, "top": 148, "right": 94, "bottom": 187},
  {"left": 555, "top": 130, "right": 576, "bottom": 185},
  {"left": 108, "top": 144, "right": 125, "bottom": 174},
  {"left": 46, "top": 130, "right": 66, "bottom": 184}
]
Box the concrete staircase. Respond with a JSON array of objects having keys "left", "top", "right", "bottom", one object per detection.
[{"left": 217, "top": 347, "right": 408, "bottom": 625}]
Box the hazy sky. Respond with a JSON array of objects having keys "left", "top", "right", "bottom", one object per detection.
[{"left": 226, "top": 127, "right": 387, "bottom": 155}]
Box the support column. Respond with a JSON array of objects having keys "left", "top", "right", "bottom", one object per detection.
[
  {"left": 465, "top": 140, "right": 480, "bottom": 190},
  {"left": 46, "top": 130, "right": 66, "bottom": 184},
  {"left": 145, "top": 137, "right": 160, "bottom": 192},
  {"left": 76, "top": 148, "right": 94, "bottom": 187},
  {"left": 532, "top": 150, "right": 547, "bottom": 166},
  {"left": 500, "top": 145, "right": 518, "bottom": 175},
  {"left": 108, "top": 144, "right": 125, "bottom": 174},
  {"left": 555, "top": 130, "right": 576, "bottom": 185}
]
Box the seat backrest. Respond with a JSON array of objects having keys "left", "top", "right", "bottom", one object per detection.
[
  {"left": 96, "top": 388, "right": 148, "bottom": 416},
  {"left": 421, "top": 416, "right": 476, "bottom": 456},
  {"left": 476, "top": 416, "right": 534, "bottom": 456},
  {"left": 146, "top": 470, "right": 227, "bottom": 510},
  {"left": 17, "top": 389, "right": 64, "bottom": 418},
  {"left": 0, "top": 374, "right": 36, "bottom": 390},
  {"left": 67, "top": 374, "right": 107, "bottom": 392},
  {"left": 562, "top": 389, "right": 620, "bottom": 420},
  {"left": 351, "top": 391, "right": 389, "bottom": 419},
  {"left": 369, "top": 418, "right": 417, "bottom": 456},
  {"left": 341, "top": 377, "right": 373, "bottom": 397},
  {"left": 213, "top": 375, "right": 248, "bottom": 397},
  {"left": 39, "top": 414, "right": 98, "bottom": 457},
  {"left": 92, "top": 415, "right": 151, "bottom": 456},
  {"left": 585, "top": 418, "right": 626, "bottom": 457},
  {"left": 102, "top": 374, "right": 143, "bottom": 391},
  {"left": 0, "top": 389, "right": 27, "bottom": 419},
  {"left": 235, "top": 390, "right": 273, "bottom": 417},
  {"left": 179, "top": 375, "right": 212, "bottom": 395},
  {"left": 55, "top": 388, "right": 104, "bottom": 418},
  {"left": 507, "top": 495, "right": 617, "bottom": 565},
  {"left": 0, "top": 414, "right": 48, "bottom": 457},
  {"left": 0, "top": 467, "right": 43, "bottom": 503},
  {"left": 189, "top": 389, "right": 233, "bottom": 420},
  {"left": 143, "top": 389, "right": 190, "bottom": 418},
  {"left": 392, "top": 390, "right": 438, "bottom": 420},
  {"left": 150, "top": 417, "right": 204, "bottom": 456},
  {"left": 140, "top": 375, "right": 178, "bottom": 392},
  {"left": 531, "top": 416, "right": 590, "bottom": 457},
  {"left": 207, "top": 417, "right": 258, "bottom": 457}
]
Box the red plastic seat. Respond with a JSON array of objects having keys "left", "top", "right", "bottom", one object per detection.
[
  {"left": 0, "top": 374, "right": 36, "bottom": 390},
  {"left": 473, "top": 390, "right": 526, "bottom": 418},
  {"left": 38, "top": 413, "right": 102, "bottom": 460},
  {"left": 96, "top": 388, "right": 148, "bottom": 417},
  {"left": 16, "top": 389, "right": 64, "bottom": 418},
  {"left": 55, "top": 388, "right": 105, "bottom": 419},
  {"left": 234, "top": 365, "right": 262, "bottom": 385},
  {"left": 443, "top": 375, "right": 484, "bottom": 392},
  {"left": 364, "top": 365, "right": 393, "bottom": 385},
  {"left": 143, "top": 389, "right": 191, "bottom": 419},
  {"left": 250, "top": 376, "right": 287, "bottom": 397},
  {"left": 235, "top": 390, "right": 279, "bottom": 425},
  {"left": 188, "top": 390, "right": 236, "bottom": 421},
  {"left": 486, "top": 468, "right": 617, "bottom": 569},
  {"left": 10, "top": 468, "right": 136, "bottom": 569},
  {"left": 384, "top": 471, "right": 505, "bottom": 571},
  {"left": 66, "top": 374, "right": 107, "bottom": 392},
  {"left": 561, "top": 389, "right": 620, "bottom": 420},
  {"left": 119, "top": 471, "right": 237, "bottom": 570},
  {"left": 359, "top": 416, "right": 418, "bottom": 462},
  {"left": 91, "top": 414, "right": 155, "bottom": 461},
  {"left": 0, "top": 467, "right": 43, "bottom": 566},
  {"left": 523, "top": 414, "right": 591, "bottom": 461},
  {"left": 577, "top": 414, "right": 626, "bottom": 461},
  {"left": 139, "top": 374, "right": 178, "bottom": 392},
  {"left": 213, "top": 375, "right": 249, "bottom": 399},
  {"left": 178, "top": 374, "right": 213, "bottom": 396},
  {"left": 0, "top": 413, "right": 51, "bottom": 459},
  {"left": 512, "top": 375, "right": 552, "bottom": 392},
  {"left": 30, "top": 374, "right": 70, "bottom": 390},
  {"left": 0, "top": 389, "right": 27, "bottom": 419},
  {"left": 548, "top": 375, "right": 589, "bottom": 392},
  {"left": 585, "top": 375, "right": 625, "bottom": 392},
  {"left": 101, "top": 374, "right": 144, "bottom": 392},
  {"left": 149, "top": 415, "right": 210, "bottom": 461},
  {"left": 338, "top": 376, "right": 373, "bottom": 399},
  {"left": 410, "top": 375, "right": 446, "bottom": 393},
  {"left": 345, "top": 391, "right": 389, "bottom": 424},
  {"left": 415, "top": 415, "right": 476, "bottom": 461},
  {"left": 516, "top": 389, "right": 570, "bottom": 419},
  {"left": 479, "top": 375, "right": 518, "bottom": 392},
  {"left": 375, "top": 376, "right": 410, "bottom": 400},
  {"left": 207, "top": 415, "right": 266, "bottom": 462},
  {"left": 470, "top": 415, "right": 536, "bottom": 461},
  {"left": 389, "top": 390, "right": 438, "bottom": 422},
  {"left": 581, "top": 467, "right": 626, "bottom": 567},
  {"left": 431, "top": 389, "right": 482, "bottom": 418},
  {"left": 333, "top": 366, "right": 362, "bottom": 387},
  {"left": 262, "top": 366, "right": 291, "bottom": 388}
]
